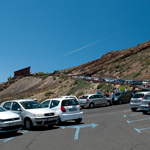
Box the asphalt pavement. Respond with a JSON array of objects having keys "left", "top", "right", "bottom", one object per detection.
[{"left": 1, "top": 103, "right": 150, "bottom": 150}]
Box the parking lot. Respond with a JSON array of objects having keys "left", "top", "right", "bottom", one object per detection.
[{"left": 1, "top": 103, "right": 150, "bottom": 150}]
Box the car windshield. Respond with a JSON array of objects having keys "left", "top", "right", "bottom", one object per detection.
[
  {"left": 80, "top": 96, "right": 88, "bottom": 99},
  {"left": 62, "top": 99, "right": 79, "bottom": 106},
  {"left": 0, "top": 107, "right": 5, "bottom": 112},
  {"left": 20, "top": 101, "right": 43, "bottom": 109},
  {"left": 133, "top": 94, "right": 144, "bottom": 98},
  {"left": 115, "top": 93, "right": 121, "bottom": 96},
  {"left": 143, "top": 95, "right": 150, "bottom": 100}
]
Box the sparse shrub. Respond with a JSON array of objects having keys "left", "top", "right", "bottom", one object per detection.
[
  {"left": 76, "top": 92, "right": 84, "bottom": 98},
  {"left": 53, "top": 74, "right": 57, "bottom": 80},
  {"left": 40, "top": 74, "right": 48, "bottom": 80},
  {"left": 119, "top": 86, "right": 131, "bottom": 92},
  {"left": 45, "top": 91, "right": 54, "bottom": 96},
  {"left": 97, "top": 83, "right": 106, "bottom": 89},
  {"left": 61, "top": 75, "right": 66, "bottom": 79},
  {"left": 7, "top": 76, "right": 12, "bottom": 81},
  {"left": 59, "top": 80, "right": 62, "bottom": 83},
  {"left": 66, "top": 87, "right": 76, "bottom": 95},
  {"left": 51, "top": 86, "right": 56, "bottom": 89},
  {"left": 38, "top": 72, "right": 44, "bottom": 75}
]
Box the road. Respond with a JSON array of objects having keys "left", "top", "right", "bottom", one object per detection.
[{"left": 1, "top": 104, "right": 150, "bottom": 150}]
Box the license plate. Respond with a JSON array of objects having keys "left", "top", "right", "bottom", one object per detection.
[
  {"left": 47, "top": 117, "right": 56, "bottom": 121},
  {"left": 133, "top": 105, "right": 139, "bottom": 107},
  {"left": 69, "top": 108, "right": 77, "bottom": 111},
  {"left": 9, "top": 122, "right": 20, "bottom": 126},
  {"left": 142, "top": 108, "right": 148, "bottom": 110}
]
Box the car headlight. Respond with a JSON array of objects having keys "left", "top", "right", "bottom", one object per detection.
[{"left": 34, "top": 114, "right": 45, "bottom": 117}]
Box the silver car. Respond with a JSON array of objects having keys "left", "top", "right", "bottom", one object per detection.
[
  {"left": 1, "top": 99, "right": 59, "bottom": 130},
  {"left": 78, "top": 94, "right": 112, "bottom": 108},
  {"left": 141, "top": 93, "right": 150, "bottom": 114},
  {"left": 130, "top": 92, "right": 149, "bottom": 111},
  {"left": 0, "top": 106, "right": 22, "bottom": 133}
]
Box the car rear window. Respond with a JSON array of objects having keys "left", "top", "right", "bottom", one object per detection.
[
  {"left": 62, "top": 99, "right": 79, "bottom": 106},
  {"left": 143, "top": 95, "right": 150, "bottom": 100},
  {"left": 133, "top": 94, "right": 144, "bottom": 98},
  {"left": 80, "top": 96, "right": 88, "bottom": 99}
]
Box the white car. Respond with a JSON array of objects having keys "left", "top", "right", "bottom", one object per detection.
[
  {"left": 0, "top": 106, "right": 22, "bottom": 133},
  {"left": 130, "top": 92, "right": 149, "bottom": 111},
  {"left": 41, "top": 97, "right": 83, "bottom": 124},
  {"left": 1, "top": 99, "right": 59, "bottom": 130},
  {"left": 141, "top": 93, "right": 150, "bottom": 114},
  {"left": 78, "top": 94, "right": 112, "bottom": 108}
]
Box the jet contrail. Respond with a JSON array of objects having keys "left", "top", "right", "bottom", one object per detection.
[{"left": 48, "top": 31, "right": 122, "bottom": 62}]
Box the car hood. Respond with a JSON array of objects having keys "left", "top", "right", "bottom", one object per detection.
[
  {"left": 25, "top": 108, "right": 54, "bottom": 114},
  {"left": 0, "top": 111, "right": 20, "bottom": 119}
]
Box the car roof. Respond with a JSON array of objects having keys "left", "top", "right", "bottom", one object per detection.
[
  {"left": 3, "top": 98, "right": 37, "bottom": 103},
  {"left": 43, "top": 97, "right": 77, "bottom": 102},
  {"left": 135, "top": 92, "right": 150, "bottom": 94}
]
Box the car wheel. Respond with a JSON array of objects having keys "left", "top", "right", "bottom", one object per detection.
[
  {"left": 131, "top": 108, "right": 137, "bottom": 111},
  {"left": 89, "top": 103, "right": 94, "bottom": 108},
  {"left": 57, "top": 117, "right": 62, "bottom": 125},
  {"left": 48, "top": 124, "right": 54, "bottom": 128},
  {"left": 74, "top": 118, "right": 82, "bottom": 124},
  {"left": 143, "top": 111, "right": 148, "bottom": 114},
  {"left": 24, "top": 118, "right": 33, "bottom": 130},
  {"left": 118, "top": 100, "right": 122, "bottom": 104},
  {"left": 106, "top": 101, "right": 111, "bottom": 106}
]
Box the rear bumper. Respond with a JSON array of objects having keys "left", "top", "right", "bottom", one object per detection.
[
  {"left": 60, "top": 112, "right": 83, "bottom": 122},
  {"left": 130, "top": 103, "right": 141, "bottom": 108},
  {"left": 141, "top": 106, "right": 149, "bottom": 111}
]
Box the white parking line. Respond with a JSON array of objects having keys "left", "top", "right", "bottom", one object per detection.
[
  {"left": 134, "top": 127, "right": 150, "bottom": 133},
  {"left": 124, "top": 113, "right": 142, "bottom": 117},
  {"left": 124, "top": 110, "right": 131, "bottom": 112},
  {"left": 127, "top": 117, "right": 150, "bottom": 123}
]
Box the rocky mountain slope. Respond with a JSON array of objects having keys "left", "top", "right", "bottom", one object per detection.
[
  {"left": 57, "top": 40, "right": 150, "bottom": 80},
  {"left": 0, "top": 40, "right": 149, "bottom": 102}
]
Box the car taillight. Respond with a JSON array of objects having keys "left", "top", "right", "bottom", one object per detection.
[
  {"left": 79, "top": 105, "right": 82, "bottom": 111},
  {"left": 130, "top": 99, "right": 132, "bottom": 102},
  {"left": 148, "top": 103, "right": 150, "bottom": 108},
  {"left": 141, "top": 96, "right": 145, "bottom": 100},
  {"left": 86, "top": 97, "right": 89, "bottom": 101},
  {"left": 61, "top": 106, "right": 66, "bottom": 112}
]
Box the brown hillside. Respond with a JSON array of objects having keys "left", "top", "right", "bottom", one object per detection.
[{"left": 57, "top": 40, "right": 150, "bottom": 80}]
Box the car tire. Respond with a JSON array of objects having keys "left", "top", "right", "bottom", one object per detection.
[
  {"left": 143, "top": 111, "right": 148, "bottom": 114},
  {"left": 48, "top": 124, "right": 54, "bottom": 128},
  {"left": 74, "top": 118, "right": 82, "bottom": 124},
  {"left": 106, "top": 101, "right": 111, "bottom": 106},
  {"left": 89, "top": 103, "right": 94, "bottom": 108},
  {"left": 57, "top": 117, "right": 62, "bottom": 125},
  {"left": 131, "top": 108, "right": 137, "bottom": 111},
  {"left": 24, "top": 118, "right": 33, "bottom": 130},
  {"left": 118, "top": 100, "right": 122, "bottom": 104}
]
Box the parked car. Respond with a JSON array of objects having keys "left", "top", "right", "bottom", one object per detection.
[
  {"left": 130, "top": 92, "right": 149, "bottom": 111},
  {"left": 59, "top": 95, "right": 78, "bottom": 100},
  {"left": 78, "top": 94, "right": 112, "bottom": 108},
  {"left": 0, "top": 106, "right": 22, "bottom": 133},
  {"left": 114, "top": 92, "right": 132, "bottom": 104},
  {"left": 128, "top": 90, "right": 139, "bottom": 96},
  {"left": 41, "top": 97, "right": 83, "bottom": 124},
  {"left": 141, "top": 93, "right": 150, "bottom": 114},
  {"left": 1, "top": 99, "right": 59, "bottom": 130},
  {"left": 140, "top": 88, "right": 150, "bottom": 92}
]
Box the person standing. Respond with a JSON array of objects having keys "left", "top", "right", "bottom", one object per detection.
[
  {"left": 111, "top": 91, "right": 115, "bottom": 104},
  {"left": 117, "top": 88, "right": 120, "bottom": 92},
  {"left": 96, "top": 90, "right": 100, "bottom": 94},
  {"left": 125, "top": 87, "right": 128, "bottom": 92}
]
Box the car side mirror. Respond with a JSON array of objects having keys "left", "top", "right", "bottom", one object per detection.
[{"left": 17, "top": 108, "right": 22, "bottom": 111}]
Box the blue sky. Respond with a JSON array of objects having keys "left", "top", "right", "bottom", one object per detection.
[{"left": 0, "top": 0, "right": 150, "bottom": 83}]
